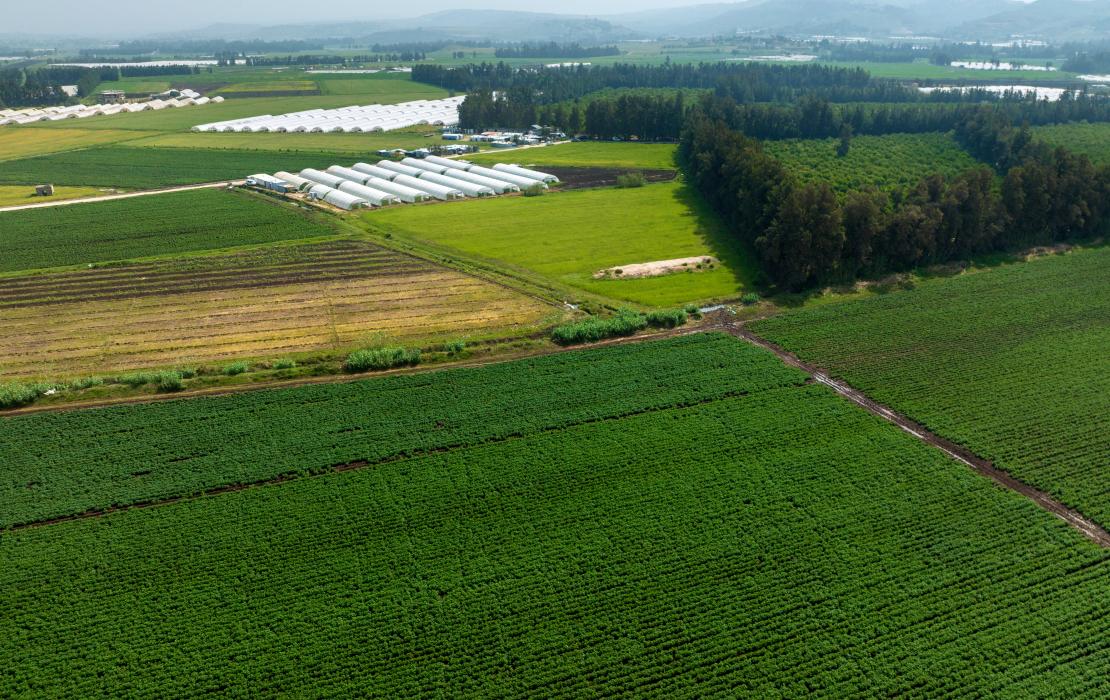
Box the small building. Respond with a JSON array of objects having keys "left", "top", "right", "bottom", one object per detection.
[
  {"left": 441, "top": 133, "right": 464, "bottom": 140},
  {"left": 405, "top": 148, "right": 431, "bottom": 159},
  {"left": 246, "top": 173, "right": 293, "bottom": 194},
  {"left": 34, "top": 184, "right": 55, "bottom": 197},
  {"left": 97, "top": 90, "right": 126, "bottom": 104},
  {"left": 60, "top": 85, "right": 79, "bottom": 98}
]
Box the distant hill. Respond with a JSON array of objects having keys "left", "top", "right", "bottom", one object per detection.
[{"left": 950, "top": 0, "right": 1110, "bottom": 42}]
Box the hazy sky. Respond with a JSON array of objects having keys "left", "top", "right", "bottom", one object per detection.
[{"left": 5, "top": 0, "right": 723, "bottom": 36}]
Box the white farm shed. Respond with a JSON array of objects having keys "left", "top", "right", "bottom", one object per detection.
[
  {"left": 422, "top": 155, "right": 470, "bottom": 171},
  {"left": 376, "top": 160, "right": 425, "bottom": 179},
  {"left": 361, "top": 176, "right": 431, "bottom": 203},
  {"left": 299, "top": 168, "right": 348, "bottom": 189},
  {"left": 274, "top": 171, "right": 313, "bottom": 191},
  {"left": 326, "top": 165, "right": 374, "bottom": 185},
  {"left": 352, "top": 162, "right": 403, "bottom": 181},
  {"left": 308, "top": 184, "right": 369, "bottom": 210},
  {"left": 401, "top": 157, "right": 449, "bottom": 175},
  {"left": 467, "top": 165, "right": 548, "bottom": 190}
]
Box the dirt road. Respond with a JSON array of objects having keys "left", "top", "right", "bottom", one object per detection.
[{"left": 0, "top": 180, "right": 245, "bottom": 212}]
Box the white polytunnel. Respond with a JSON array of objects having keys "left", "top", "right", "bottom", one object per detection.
[
  {"left": 336, "top": 181, "right": 401, "bottom": 206},
  {"left": 422, "top": 154, "right": 470, "bottom": 171},
  {"left": 308, "top": 184, "right": 370, "bottom": 210},
  {"left": 326, "top": 165, "right": 373, "bottom": 185},
  {"left": 493, "top": 163, "right": 560, "bottom": 184},
  {"left": 467, "top": 165, "right": 548, "bottom": 190},
  {"left": 392, "top": 174, "right": 465, "bottom": 201},
  {"left": 440, "top": 169, "right": 520, "bottom": 194},
  {"left": 376, "top": 160, "right": 425, "bottom": 178},
  {"left": 273, "top": 171, "right": 313, "bottom": 191},
  {"left": 418, "top": 171, "right": 494, "bottom": 197},
  {"left": 190, "top": 96, "right": 466, "bottom": 134},
  {"left": 361, "top": 176, "right": 431, "bottom": 203},
  {"left": 299, "top": 168, "right": 348, "bottom": 189},
  {"left": 401, "top": 157, "right": 449, "bottom": 175},
  {"left": 352, "top": 162, "right": 402, "bottom": 181}
]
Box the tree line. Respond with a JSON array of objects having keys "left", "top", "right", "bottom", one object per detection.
[{"left": 680, "top": 105, "right": 1109, "bottom": 290}]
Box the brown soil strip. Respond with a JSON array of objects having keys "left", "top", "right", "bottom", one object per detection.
[
  {"left": 545, "top": 167, "right": 677, "bottom": 190},
  {"left": 728, "top": 324, "right": 1110, "bottom": 549}
]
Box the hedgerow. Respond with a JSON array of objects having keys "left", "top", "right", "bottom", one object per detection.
[{"left": 344, "top": 346, "right": 421, "bottom": 373}]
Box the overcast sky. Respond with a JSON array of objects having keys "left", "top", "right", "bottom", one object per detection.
[{"left": 5, "top": 0, "right": 727, "bottom": 36}]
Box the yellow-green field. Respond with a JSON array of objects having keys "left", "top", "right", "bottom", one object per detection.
[
  {"left": 366, "top": 181, "right": 756, "bottom": 307},
  {"left": 0, "top": 185, "right": 111, "bottom": 207},
  {"left": 0, "top": 128, "right": 148, "bottom": 161},
  {"left": 468, "top": 142, "right": 678, "bottom": 171},
  {"left": 125, "top": 128, "right": 443, "bottom": 154}
]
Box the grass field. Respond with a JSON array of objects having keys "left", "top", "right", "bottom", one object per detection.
[
  {"left": 752, "top": 246, "right": 1110, "bottom": 527},
  {"left": 0, "top": 185, "right": 109, "bottom": 207},
  {"left": 367, "top": 181, "right": 756, "bottom": 306},
  {"left": 0, "top": 240, "right": 552, "bottom": 380},
  {"left": 764, "top": 132, "right": 982, "bottom": 192},
  {"left": 0, "top": 146, "right": 375, "bottom": 188},
  {"left": 2, "top": 334, "right": 1109, "bottom": 696},
  {"left": 468, "top": 142, "right": 678, "bottom": 170},
  {"left": 0, "top": 189, "right": 337, "bottom": 272},
  {"left": 0, "top": 127, "right": 148, "bottom": 162},
  {"left": 1034, "top": 122, "right": 1110, "bottom": 165},
  {"left": 126, "top": 127, "right": 441, "bottom": 154}
]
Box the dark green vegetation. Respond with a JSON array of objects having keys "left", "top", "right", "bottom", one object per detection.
[
  {"left": 0, "top": 189, "right": 336, "bottom": 272},
  {"left": 3, "top": 334, "right": 1110, "bottom": 696},
  {"left": 764, "top": 132, "right": 980, "bottom": 192},
  {"left": 752, "top": 247, "right": 1110, "bottom": 527},
  {"left": 0, "top": 334, "right": 796, "bottom": 528},
  {"left": 0, "top": 146, "right": 363, "bottom": 189},
  {"left": 1034, "top": 122, "right": 1110, "bottom": 166},
  {"left": 551, "top": 308, "right": 687, "bottom": 345},
  {"left": 344, "top": 346, "right": 421, "bottom": 372}
]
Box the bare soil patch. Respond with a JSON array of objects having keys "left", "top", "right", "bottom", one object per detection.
[{"left": 594, "top": 256, "right": 720, "bottom": 280}]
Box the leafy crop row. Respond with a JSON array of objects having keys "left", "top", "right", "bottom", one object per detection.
[
  {"left": 752, "top": 246, "right": 1110, "bottom": 526},
  {"left": 0, "top": 188, "right": 336, "bottom": 272},
  {"left": 0, "top": 333, "right": 803, "bottom": 527},
  {"left": 2, "top": 340, "right": 1108, "bottom": 696},
  {"left": 0, "top": 145, "right": 368, "bottom": 189},
  {"left": 763, "top": 132, "right": 980, "bottom": 193},
  {"left": 1033, "top": 122, "right": 1110, "bottom": 165},
  {"left": 550, "top": 308, "right": 687, "bottom": 345}
]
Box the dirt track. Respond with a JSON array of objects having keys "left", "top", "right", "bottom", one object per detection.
[
  {"left": 728, "top": 325, "right": 1110, "bottom": 549},
  {"left": 0, "top": 180, "right": 243, "bottom": 212}
]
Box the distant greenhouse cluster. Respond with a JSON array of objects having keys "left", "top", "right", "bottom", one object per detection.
[
  {"left": 193, "top": 96, "right": 465, "bottom": 134},
  {"left": 248, "top": 154, "right": 558, "bottom": 211},
  {"left": 1, "top": 94, "right": 224, "bottom": 127}
]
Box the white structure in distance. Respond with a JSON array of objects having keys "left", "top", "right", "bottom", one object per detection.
[
  {"left": 193, "top": 96, "right": 465, "bottom": 133},
  {"left": 0, "top": 95, "right": 224, "bottom": 128}
]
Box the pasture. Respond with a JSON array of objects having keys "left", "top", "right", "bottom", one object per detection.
[
  {"left": 0, "top": 127, "right": 148, "bottom": 162},
  {"left": 0, "top": 188, "right": 336, "bottom": 271},
  {"left": 366, "top": 180, "right": 757, "bottom": 307},
  {"left": 126, "top": 127, "right": 441, "bottom": 154},
  {"left": 468, "top": 141, "right": 678, "bottom": 170},
  {"left": 1033, "top": 122, "right": 1110, "bottom": 165},
  {"left": 2, "top": 334, "right": 1109, "bottom": 696},
  {"left": 0, "top": 240, "right": 552, "bottom": 380},
  {"left": 752, "top": 246, "right": 1110, "bottom": 527},
  {"left": 764, "top": 132, "right": 982, "bottom": 192},
  {"left": 0, "top": 185, "right": 107, "bottom": 207}
]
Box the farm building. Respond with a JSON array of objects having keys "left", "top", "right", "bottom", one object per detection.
[
  {"left": 376, "top": 160, "right": 425, "bottom": 179},
  {"left": 493, "top": 163, "right": 560, "bottom": 184},
  {"left": 468, "top": 165, "right": 548, "bottom": 190},
  {"left": 191, "top": 96, "right": 465, "bottom": 133},
  {"left": 273, "top": 171, "right": 313, "bottom": 191},
  {"left": 336, "top": 181, "right": 401, "bottom": 206},
  {"left": 392, "top": 174, "right": 464, "bottom": 201},
  {"left": 419, "top": 171, "right": 494, "bottom": 198},
  {"left": 402, "top": 157, "right": 449, "bottom": 175},
  {"left": 307, "top": 184, "right": 370, "bottom": 210},
  {"left": 441, "top": 168, "right": 520, "bottom": 194},
  {"left": 97, "top": 90, "right": 126, "bottom": 104},
  {"left": 351, "top": 162, "right": 402, "bottom": 181},
  {"left": 299, "top": 168, "right": 348, "bottom": 189},
  {"left": 246, "top": 174, "right": 294, "bottom": 193}
]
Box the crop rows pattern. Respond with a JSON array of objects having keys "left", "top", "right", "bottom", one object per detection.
[
  {"left": 0, "top": 189, "right": 336, "bottom": 272},
  {"left": 0, "top": 146, "right": 368, "bottom": 189},
  {"left": 1033, "top": 122, "right": 1110, "bottom": 166},
  {"left": 764, "top": 132, "right": 981, "bottom": 192},
  {"left": 752, "top": 247, "right": 1110, "bottom": 527},
  {"left": 2, "top": 335, "right": 1109, "bottom": 696}
]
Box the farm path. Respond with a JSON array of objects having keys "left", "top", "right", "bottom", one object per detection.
[
  {"left": 0, "top": 180, "right": 245, "bottom": 212},
  {"left": 728, "top": 324, "right": 1110, "bottom": 549}
]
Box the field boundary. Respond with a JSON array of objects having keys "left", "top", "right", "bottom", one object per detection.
[{"left": 729, "top": 325, "right": 1110, "bottom": 549}]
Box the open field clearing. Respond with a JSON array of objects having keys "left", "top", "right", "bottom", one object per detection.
[
  {"left": 0, "top": 146, "right": 368, "bottom": 188},
  {"left": 0, "top": 127, "right": 148, "bottom": 161},
  {"left": 316, "top": 75, "right": 450, "bottom": 98},
  {"left": 0, "top": 185, "right": 108, "bottom": 207},
  {"left": 1033, "top": 122, "right": 1110, "bottom": 165},
  {"left": 752, "top": 246, "right": 1110, "bottom": 527},
  {"left": 467, "top": 141, "right": 678, "bottom": 170},
  {"left": 2, "top": 335, "right": 1110, "bottom": 696},
  {"left": 214, "top": 80, "right": 320, "bottom": 96},
  {"left": 764, "top": 132, "right": 981, "bottom": 192},
  {"left": 0, "top": 240, "right": 551, "bottom": 380},
  {"left": 0, "top": 189, "right": 335, "bottom": 272},
  {"left": 368, "top": 181, "right": 756, "bottom": 306},
  {"left": 125, "top": 127, "right": 439, "bottom": 153}
]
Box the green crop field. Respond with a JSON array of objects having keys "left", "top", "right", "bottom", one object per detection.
[
  {"left": 1034, "top": 122, "right": 1110, "bottom": 165},
  {"left": 3, "top": 334, "right": 1110, "bottom": 696},
  {"left": 0, "top": 146, "right": 371, "bottom": 188},
  {"left": 367, "top": 181, "right": 756, "bottom": 307},
  {"left": 468, "top": 142, "right": 678, "bottom": 170},
  {"left": 764, "top": 132, "right": 981, "bottom": 192},
  {"left": 126, "top": 127, "right": 442, "bottom": 154},
  {"left": 752, "top": 246, "right": 1110, "bottom": 527},
  {"left": 0, "top": 189, "right": 337, "bottom": 272}
]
